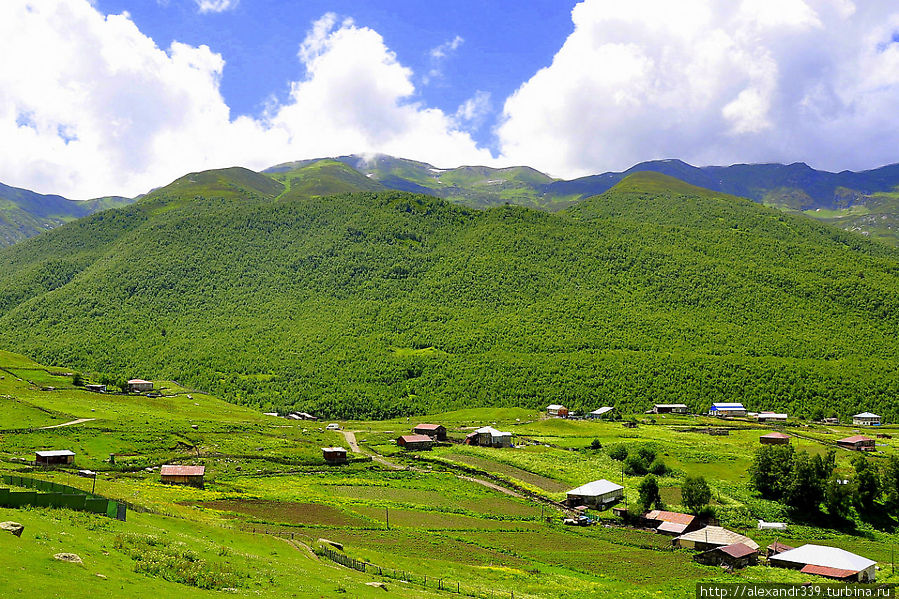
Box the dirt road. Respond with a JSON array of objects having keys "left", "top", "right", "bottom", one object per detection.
[{"left": 40, "top": 418, "right": 95, "bottom": 429}]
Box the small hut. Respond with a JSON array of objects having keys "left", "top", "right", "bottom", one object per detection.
[
  {"left": 412, "top": 424, "right": 446, "bottom": 440},
  {"left": 35, "top": 450, "right": 75, "bottom": 466},
  {"left": 759, "top": 432, "right": 791, "bottom": 445},
  {"left": 397, "top": 434, "right": 434, "bottom": 451},
  {"left": 694, "top": 543, "right": 759, "bottom": 569},
  {"left": 836, "top": 435, "right": 875, "bottom": 452},
  {"left": 322, "top": 447, "right": 348, "bottom": 464},
  {"left": 160, "top": 465, "right": 205, "bottom": 486}
]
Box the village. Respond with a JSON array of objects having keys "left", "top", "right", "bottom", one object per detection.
[{"left": 1, "top": 354, "right": 897, "bottom": 597}]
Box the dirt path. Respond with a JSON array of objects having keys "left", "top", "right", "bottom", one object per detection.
[
  {"left": 340, "top": 430, "right": 361, "bottom": 453},
  {"left": 458, "top": 475, "right": 524, "bottom": 498},
  {"left": 40, "top": 418, "right": 95, "bottom": 429}
]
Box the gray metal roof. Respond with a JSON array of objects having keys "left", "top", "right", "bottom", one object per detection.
[
  {"left": 711, "top": 403, "right": 745, "bottom": 409},
  {"left": 546, "top": 404, "right": 566, "bottom": 410},
  {"left": 675, "top": 526, "right": 759, "bottom": 550},
  {"left": 655, "top": 404, "right": 688, "bottom": 408},
  {"left": 567, "top": 479, "right": 623, "bottom": 497},
  {"left": 35, "top": 450, "right": 75, "bottom": 457},
  {"left": 475, "top": 426, "right": 511, "bottom": 437},
  {"left": 591, "top": 407, "right": 614, "bottom": 415},
  {"left": 772, "top": 544, "right": 875, "bottom": 572},
  {"left": 853, "top": 412, "right": 880, "bottom": 418}
]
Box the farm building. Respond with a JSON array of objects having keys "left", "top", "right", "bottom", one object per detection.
[
  {"left": 709, "top": 403, "right": 746, "bottom": 417},
  {"left": 322, "top": 447, "right": 348, "bottom": 464},
  {"left": 588, "top": 407, "right": 614, "bottom": 419},
  {"left": 85, "top": 384, "right": 106, "bottom": 393},
  {"left": 652, "top": 404, "right": 688, "bottom": 414},
  {"left": 766, "top": 541, "right": 795, "bottom": 558},
  {"left": 160, "top": 465, "right": 205, "bottom": 486},
  {"left": 757, "top": 412, "right": 787, "bottom": 424},
  {"left": 836, "top": 435, "right": 875, "bottom": 452},
  {"left": 758, "top": 520, "right": 788, "bottom": 531},
  {"left": 288, "top": 412, "right": 317, "bottom": 421},
  {"left": 645, "top": 510, "right": 699, "bottom": 536},
  {"left": 674, "top": 526, "right": 759, "bottom": 552},
  {"left": 694, "top": 543, "right": 758, "bottom": 569},
  {"left": 759, "top": 432, "right": 791, "bottom": 445},
  {"left": 566, "top": 479, "right": 624, "bottom": 509},
  {"left": 127, "top": 379, "right": 153, "bottom": 393},
  {"left": 413, "top": 424, "right": 446, "bottom": 440},
  {"left": 35, "top": 450, "right": 75, "bottom": 466},
  {"left": 397, "top": 434, "right": 434, "bottom": 451},
  {"left": 465, "top": 426, "right": 513, "bottom": 448},
  {"left": 768, "top": 544, "right": 876, "bottom": 582},
  {"left": 546, "top": 404, "right": 569, "bottom": 417},
  {"left": 853, "top": 412, "right": 881, "bottom": 426},
  {"left": 823, "top": 417, "right": 839, "bottom": 425}
]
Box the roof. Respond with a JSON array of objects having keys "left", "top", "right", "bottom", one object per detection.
[
  {"left": 414, "top": 424, "right": 443, "bottom": 430},
  {"left": 657, "top": 521, "right": 690, "bottom": 535},
  {"left": 322, "top": 446, "right": 347, "bottom": 453},
  {"left": 160, "top": 465, "right": 205, "bottom": 476},
  {"left": 772, "top": 544, "right": 875, "bottom": 572},
  {"left": 758, "top": 413, "right": 788, "bottom": 419},
  {"left": 760, "top": 432, "right": 791, "bottom": 439},
  {"left": 398, "top": 434, "right": 433, "bottom": 443},
  {"left": 35, "top": 450, "right": 75, "bottom": 457},
  {"left": 768, "top": 542, "right": 795, "bottom": 553},
  {"left": 718, "top": 543, "right": 757, "bottom": 558},
  {"left": 475, "top": 426, "right": 511, "bottom": 437},
  {"left": 675, "top": 526, "right": 759, "bottom": 550},
  {"left": 711, "top": 403, "right": 745, "bottom": 409},
  {"left": 567, "top": 479, "right": 623, "bottom": 497},
  {"left": 838, "top": 435, "right": 874, "bottom": 444},
  {"left": 128, "top": 378, "right": 151, "bottom": 384},
  {"left": 654, "top": 404, "right": 688, "bottom": 408},
  {"left": 800, "top": 564, "right": 859, "bottom": 579},
  {"left": 546, "top": 404, "right": 566, "bottom": 410},
  {"left": 646, "top": 510, "right": 695, "bottom": 525},
  {"left": 853, "top": 412, "right": 880, "bottom": 418},
  {"left": 590, "top": 407, "right": 614, "bottom": 415}
]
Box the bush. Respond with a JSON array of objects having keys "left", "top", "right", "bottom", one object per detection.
[
  {"left": 682, "top": 475, "right": 712, "bottom": 513},
  {"left": 608, "top": 444, "right": 629, "bottom": 461},
  {"left": 648, "top": 458, "right": 668, "bottom": 476},
  {"left": 625, "top": 454, "right": 648, "bottom": 476}
]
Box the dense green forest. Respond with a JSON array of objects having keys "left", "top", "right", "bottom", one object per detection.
[{"left": 0, "top": 167, "right": 897, "bottom": 419}]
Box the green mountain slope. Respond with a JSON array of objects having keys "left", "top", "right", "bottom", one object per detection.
[
  {"left": 0, "top": 182, "right": 133, "bottom": 246},
  {"left": 268, "top": 159, "right": 385, "bottom": 198},
  {"left": 0, "top": 170, "right": 897, "bottom": 420}
]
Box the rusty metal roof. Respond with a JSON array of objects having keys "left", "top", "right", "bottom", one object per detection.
[
  {"left": 646, "top": 510, "right": 695, "bottom": 525},
  {"left": 761, "top": 432, "right": 791, "bottom": 439},
  {"left": 399, "top": 434, "right": 433, "bottom": 443},
  {"left": 413, "top": 424, "right": 443, "bottom": 430},
  {"left": 160, "top": 465, "right": 205, "bottom": 476},
  {"left": 718, "top": 543, "right": 757, "bottom": 558},
  {"left": 838, "top": 435, "right": 874, "bottom": 443},
  {"left": 800, "top": 564, "right": 859, "bottom": 579}
]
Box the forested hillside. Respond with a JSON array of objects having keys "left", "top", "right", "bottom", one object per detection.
[{"left": 0, "top": 168, "right": 896, "bottom": 419}]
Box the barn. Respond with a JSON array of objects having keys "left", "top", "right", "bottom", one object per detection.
[
  {"left": 694, "top": 543, "right": 758, "bottom": 569},
  {"left": 759, "top": 432, "right": 791, "bottom": 445},
  {"left": 836, "top": 435, "right": 875, "bottom": 452},
  {"left": 566, "top": 479, "right": 623, "bottom": 509},
  {"left": 674, "top": 526, "right": 759, "bottom": 552},
  {"left": 322, "top": 447, "right": 348, "bottom": 464},
  {"left": 35, "top": 450, "right": 75, "bottom": 466},
  {"left": 160, "top": 465, "right": 205, "bottom": 487},
  {"left": 769, "top": 544, "right": 876, "bottom": 582},
  {"left": 412, "top": 424, "right": 446, "bottom": 440},
  {"left": 397, "top": 434, "right": 434, "bottom": 451}
]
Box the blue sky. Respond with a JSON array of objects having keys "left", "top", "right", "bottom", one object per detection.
[
  {"left": 93, "top": 0, "right": 574, "bottom": 151},
  {"left": 3, "top": 1, "right": 899, "bottom": 199}
]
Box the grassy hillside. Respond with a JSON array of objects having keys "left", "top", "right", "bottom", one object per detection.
[
  {"left": 0, "top": 182, "right": 133, "bottom": 246},
  {"left": 0, "top": 170, "right": 897, "bottom": 420}
]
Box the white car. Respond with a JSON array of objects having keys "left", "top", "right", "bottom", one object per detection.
[{"left": 326, "top": 423, "right": 340, "bottom": 431}]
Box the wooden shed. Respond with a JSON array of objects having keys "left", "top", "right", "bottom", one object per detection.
[
  {"left": 652, "top": 404, "right": 688, "bottom": 414},
  {"left": 127, "top": 379, "right": 154, "bottom": 393},
  {"left": 757, "top": 412, "right": 788, "bottom": 424},
  {"left": 160, "top": 464, "right": 205, "bottom": 486},
  {"left": 836, "top": 435, "right": 875, "bottom": 452},
  {"left": 759, "top": 432, "right": 791, "bottom": 445},
  {"left": 397, "top": 434, "right": 434, "bottom": 451},
  {"left": 645, "top": 510, "right": 699, "bottom": 536},
  {"left": 694, "top": 543, "right": 759, "bottom": 569},
  {"left": 85, "top": 384, "right": 107, "bottom": 393},
  {"left": 546, "top": 404, "right": 569, "bottom": 417},
  {"left": 322, "top": 447, "right": 348, "bottom": 464},
  {"left": 35, "top": 450, "right": 75, "bottom": 466},
  {"left": 412, "top": 424, "right": 446, "bottom": 441}
]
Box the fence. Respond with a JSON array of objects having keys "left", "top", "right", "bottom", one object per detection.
[{"left": 0, "top": 474, "right": 126, "bottom": 521}]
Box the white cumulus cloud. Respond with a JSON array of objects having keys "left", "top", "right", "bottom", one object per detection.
[
  {"left": 497, "top": 0, "right": 899, "bottom": 178},
  {"left": 195, "top": 0, "right": 238, "bottom": 14}
]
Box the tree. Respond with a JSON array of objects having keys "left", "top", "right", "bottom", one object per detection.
[
  {"left": 71, "top": 372, "right": 83, "bottom": 386},
  {"left": 625, "top": 453, "right": 648, "bottom": 476},
  {"left": 749, "top": 444, "right": 794, "bottom": 499},
  {"left": 783, "top": 451, "right": 825, "bottom": 513},
  {"left": 589, "top": 439, "right": 602, "bottom": 451},
  {"left": 883, "top": 455, "right": 899, "bottom": 510},
  {"left": 682, "top": 475, "right": 712, "bottom": 514},
  {"left": 852, "top": 454, "right": 880, "bottom": 512},
  {"left": 608, "top": 444, "right": 628, "bottom": 461},
  {"left": 638, "top": 474, "right": 663, "bottom": 511},
  {"left": 823, "top": 474, "right": 854, "bottom": 520}
]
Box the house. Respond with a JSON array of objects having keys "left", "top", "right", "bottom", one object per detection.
[
  {"left": 160, "top": 465, "right": 205, "bottom": 486},
  {"left": 766, "top": 541, "right": 795, "bottom": 559},
  {"left": 413, "top": 424, "right": 446, "bottom": 441},
  {"left": 465, "top": 426, "right": 513, "bottom": 448},
  {"left": 759, "top": 432, "right": 791, "bottom": 445},
  {"left": 127, "top": 379, "right": 153, "bottom": 393},
  {"left": 397, "top": 434, "right": 434, "bottom": 451},
  {"left": 823, "top": 417, "right": 839, "bottom": 425},
  {"left": 853, "top": 412, "right": 881, "bottom": 426},
  {"left": 566, "top": 479, "right": 624, "bottom": 509},
  {"left": 35, "top": 450, "right": 75, "bottom": 466},
  {"left": 588, "top": 407, "right": 614, "bottom": 419},
  {"left": 836, "top": 435, "right": 875, "bottom": 452},
  {"left": 757, "top": 412, "right": 788, "bottom": 424},
  {"left": 546, "top": 404, "right": 569, "bottom": 417},
  {"left": 694, "top": 543, "right": 759, "bottom": 569},
  {"left": 653, "top": 404, "right": 688, "bottom": 414},
  {"left": 85, "top": 384, "right": 106, "bottom": 393},
  {"left": 769, "top": 544, "right": 876, "bottom": 582},
  {"left": 674, "top": 526, "right": 759, "bottom": 552},
  {"left": 709, "top": 403, "right": 746, "bottom": 417},
  {"left": 645, "top": 510, "right": 699, "bottom": 536},
  {"left": 322, "top": 447, "right": 348, "bottom": 464}
]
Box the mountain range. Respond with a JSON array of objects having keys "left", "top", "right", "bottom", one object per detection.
[
  {"left": 4, "top": 154, "right": 897, "bottom": 247},
  {"left": 0, "top": 162, "right": 896, "bottom": 420}
]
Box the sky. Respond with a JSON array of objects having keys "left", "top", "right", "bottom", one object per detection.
[{"left": 3, "top": 0, "right": 899, "bottom": 199}]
